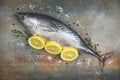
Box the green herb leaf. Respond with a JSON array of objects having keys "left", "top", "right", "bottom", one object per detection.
[
  {"left": 85, "top": 36, "right": 99, "bottom": 54},
  {"left": 11, "top": 29, "right": 29, "bottom": 38}
]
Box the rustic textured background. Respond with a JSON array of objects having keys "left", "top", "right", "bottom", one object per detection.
[{"left": 0, "top": 0, "right": 120, "bottom": 80}]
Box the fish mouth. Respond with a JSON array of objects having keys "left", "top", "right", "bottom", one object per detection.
[{"left": 15, "top": 12, "right": 25, "bottom": 20}]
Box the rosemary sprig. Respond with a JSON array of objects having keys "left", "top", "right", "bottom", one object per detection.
[
  {"left": 85, "top": 36, "right": 99, "bottom": 53},
  {"left": 11, "top": 29, "right": 30, "bottom": 38}
]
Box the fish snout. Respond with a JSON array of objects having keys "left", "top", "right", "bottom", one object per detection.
[{"left": 15, "top": 12, "right": 25, "bottom": 20}]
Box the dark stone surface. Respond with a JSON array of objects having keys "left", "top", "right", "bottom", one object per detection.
[{"left": 0, "top": 0, "right": 120, "bottom": 80}]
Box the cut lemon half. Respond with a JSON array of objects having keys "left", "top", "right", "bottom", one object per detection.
[
  {"left": 60, "top": 46, "right": 78, "bottom": 61},
  {"left": 45, "top": 41, "right": 62, "bottom": 54},
  {"left": 28, "top": 35, "right": 46, "bottom": 49}
]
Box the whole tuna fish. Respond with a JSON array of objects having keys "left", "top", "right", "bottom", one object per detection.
[{"left": 16, "top": 12, "right": 112, "bottom": 72}]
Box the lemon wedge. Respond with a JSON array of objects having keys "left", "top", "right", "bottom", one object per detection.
[
  {"left": 28, "top": 35, "right": 46, "bottom": 49},
  {"left": 45, "top": 41, "right": 62, "bottom": 54},
  {"left": 60, "top": 46, "right": 78, "bottom": 61}
]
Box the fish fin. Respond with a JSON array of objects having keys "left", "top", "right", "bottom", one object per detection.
[{"left": 98, "top": 51, "right": 113, "bottom": 73}]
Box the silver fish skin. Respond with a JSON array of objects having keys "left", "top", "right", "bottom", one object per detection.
[{"left": 16, "top": 12, "right": 113, "bottom": 72}]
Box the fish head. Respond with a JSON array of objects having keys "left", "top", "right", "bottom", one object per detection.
[{"left": 16, "top": 12, "right": 38, "bottom": 34}]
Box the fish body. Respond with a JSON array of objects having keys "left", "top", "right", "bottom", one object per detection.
[
  {"left": 16, "top": 12, "right": 98, "bottom": 56},
  {"left": 16, "top": 12, "right": 112, "bottom": 72}
]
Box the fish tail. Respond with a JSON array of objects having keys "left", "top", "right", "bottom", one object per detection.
[{"left": 98, "top": 52, "right": 113, "bottom": 73}]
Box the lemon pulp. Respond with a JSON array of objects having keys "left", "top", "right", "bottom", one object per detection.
[
  {"left": 60, "top": 46, "right": 78, "bottom": 61},
  {"left": 28, "top": 35, "right": 46, "bottom": 49},
  {"left": 45, "top": 41, "right": 62, "bottom": 54}
]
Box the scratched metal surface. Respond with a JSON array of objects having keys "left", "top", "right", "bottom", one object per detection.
[{"left": 0, "top": 0, "right": 120, "bottom": 80}]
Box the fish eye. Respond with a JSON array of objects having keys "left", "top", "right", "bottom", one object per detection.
[{"left": 16, "top": 13, "right": 25, "bottom": 20}]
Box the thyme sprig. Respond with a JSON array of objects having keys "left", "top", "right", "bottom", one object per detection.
[
  {"left": 11, "top": 29, "right": 30, "bottom": 38},
  {"left": 85, "top": 36, "right": 99, "bottom": 53}
]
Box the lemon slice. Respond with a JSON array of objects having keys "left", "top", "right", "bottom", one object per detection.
[
  {"left": 60, "top": 46, "right": 78, "bottom": 61},
  {"left": 45, "top": 41, "right": 62, "bottom": 54},
  {"left": 28, "top": 35, "right": 46, "bottom": 49}
]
